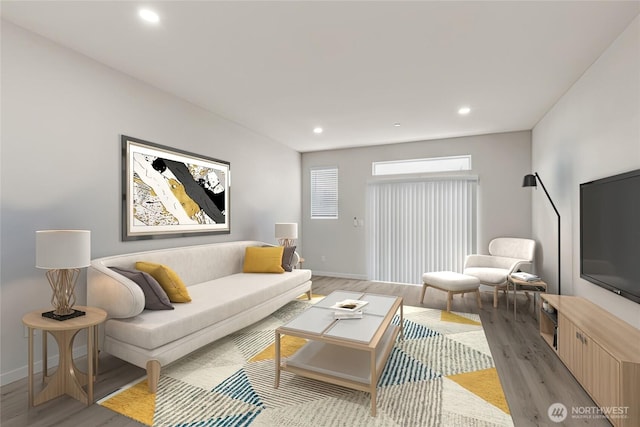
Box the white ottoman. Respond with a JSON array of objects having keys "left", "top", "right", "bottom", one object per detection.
[{"left": 421, "top": 271, "right": 482, "bottom": 312}]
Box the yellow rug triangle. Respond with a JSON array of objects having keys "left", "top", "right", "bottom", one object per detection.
[
  {"left": 441, "top": 310, "right": 481, "bottom": 325},
  {"left": 100, "top": 380, "right": 155, "bottom": 426},
  {"left": 250, "top": 335, "right": 308, "bottom": 362},
  {"left": 448, "top": 367, "right": 510, "bottom": 414}
]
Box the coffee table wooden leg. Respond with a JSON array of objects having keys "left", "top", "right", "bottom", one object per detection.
[
  {"left": 400, "top": 303, "right": 404, "bottom": 340},
  {"left": 274, "top": 331, "right": 281, "bottom": 388},
  {"left": 370, "top": 350, "right": 377, "bottom": 416}
]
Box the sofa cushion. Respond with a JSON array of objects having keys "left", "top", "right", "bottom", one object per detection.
[
  {"left": 135, "top": 262, "right": 192, "bottom": 303},
  {"left": 109, "top": 266, "right": 173, "bottom": 310},
  {"left": 104, "top": 269, "right": 312, "bottom": 350},
  {"left": 243, "top": 246, "right": 285, "bottom": 273},
  {"left": 422, "top": 271, "right": 480, "bottom": 291}
]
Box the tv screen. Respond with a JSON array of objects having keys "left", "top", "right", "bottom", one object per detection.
[{"left": 580, "top": 169, "right": 640, "bottom": 304}]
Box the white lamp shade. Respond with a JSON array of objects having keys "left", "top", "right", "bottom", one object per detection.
[
  {"left": 36, "top": 230, "right": 91, "bottom": 269},
  {"left": 275, "top": 223, "right": 298, "bottom": 239}
]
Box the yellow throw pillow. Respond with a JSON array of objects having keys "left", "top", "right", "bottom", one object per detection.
[
  {"left": 135, "top": 262, "right": 192, "bottom": 303},
  {"left": 243, "top": 246, "right": 285, "bottom": 273}
]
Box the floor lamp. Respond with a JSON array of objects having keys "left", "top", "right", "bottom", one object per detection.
[{"left": 523, "top": 173, "right": 561, "bottom": 295}]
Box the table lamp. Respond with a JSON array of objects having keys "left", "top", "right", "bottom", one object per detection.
[
  {"left": 275, "top": 223, "right": 298, "bottom": 247},
  {"left": 36, "top": 230, "right": 91, "bottom": 320}
]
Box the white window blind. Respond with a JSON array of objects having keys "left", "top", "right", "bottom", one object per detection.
[
  {"left": 311, "top": 167, "right": 338, "bottom": 219},
  {"left": 367, "top": 177, "right": 477, "bottom": 284}
]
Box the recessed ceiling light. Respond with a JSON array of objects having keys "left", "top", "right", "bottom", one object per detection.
[
  {"left": 458, "top": 106, "right": 471, "bottom": 115},
  {"left": 393, "top": 122, "right": 401, "bottom": 127},
  {"left": 313, "top": 127, "right": 323, "bottom": 134},
  {"left": 139, "top": 9, "right": 160, "bottom": 23}
]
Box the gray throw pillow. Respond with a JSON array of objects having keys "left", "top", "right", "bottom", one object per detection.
[
  {"left": 109, "top": 266, "right": 174, "bottom": 310},
  {"left": 282, "top": 246, "right": 297, "bottom": 272}
]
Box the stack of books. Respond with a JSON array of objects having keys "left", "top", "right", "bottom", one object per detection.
[
  {"left": 511, "top": 272, "right": 541, "bottom": 282},
  {"left": 331, "top": 299, "right": 368, "bottom": 320},
  {"left": 334, "top": 311, "right": 364, "bottom": 320}
]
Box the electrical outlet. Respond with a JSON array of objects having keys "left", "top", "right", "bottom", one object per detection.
[{"left": 321, "top": 255, "right": 326, "bottom": 262}]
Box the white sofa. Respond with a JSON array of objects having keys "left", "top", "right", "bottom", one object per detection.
[{"left": 87, "top": 240, "right": 312, "bottom": 391}]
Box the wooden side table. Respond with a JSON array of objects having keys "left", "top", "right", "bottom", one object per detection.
[
  {"left": 506, "top": 276, "right": 547, "bottom": 319},
  {"left": 22, "top": 306, "right": 107, "bottom": 406}
]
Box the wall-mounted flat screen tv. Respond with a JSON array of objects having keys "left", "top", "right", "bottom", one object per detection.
[{"left": 580, "top": 168, "right": 640, "bottom": 304}]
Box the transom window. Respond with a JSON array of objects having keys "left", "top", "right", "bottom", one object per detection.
[{"left": 372, "top": 155, "right": 471, "bottom": 176}]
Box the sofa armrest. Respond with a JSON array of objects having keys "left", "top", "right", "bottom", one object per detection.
[{"left": 87, "top": 263, "right": 145, "bottom": 318}]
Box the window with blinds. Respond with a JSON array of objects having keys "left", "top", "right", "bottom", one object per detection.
[{"left": 310, "top": 167, "right": 338, "bottom": 219}]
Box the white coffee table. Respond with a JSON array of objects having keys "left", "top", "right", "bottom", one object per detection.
[{"left": 275, "top": 290, "right": 403, "bottom": 416}]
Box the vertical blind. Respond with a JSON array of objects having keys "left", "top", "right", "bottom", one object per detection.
[
  {"left": 310, "top": 167, "right": 339, "bottom": 219},
  {"left": 367, "top": 177, "right": 478, "bottom": 284}
]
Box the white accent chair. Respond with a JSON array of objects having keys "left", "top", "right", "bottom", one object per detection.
[{"left": 463, "top": 237, "right": 536, "bottom": 308}]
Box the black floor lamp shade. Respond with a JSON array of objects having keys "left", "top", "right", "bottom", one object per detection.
[{"left": 522, "top": 174, "right": 537, "bottom": 188}]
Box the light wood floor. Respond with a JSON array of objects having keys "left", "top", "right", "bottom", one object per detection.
[{"left": 1, "top": 276, "right": 609, "bottom": 427}]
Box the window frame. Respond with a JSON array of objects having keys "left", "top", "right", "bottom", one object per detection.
[{"left": 310, "top": 166, "right": 339, "bottom": 219}]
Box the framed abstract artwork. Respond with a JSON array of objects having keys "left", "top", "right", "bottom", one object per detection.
[{"left": 122, "top": 135, "right": 230, "bottom": 240}]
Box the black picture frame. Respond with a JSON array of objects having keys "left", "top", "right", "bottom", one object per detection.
[{"left": 121, "top": 135, "right": 230, "bottom": 241}]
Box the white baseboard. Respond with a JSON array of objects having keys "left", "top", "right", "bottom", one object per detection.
[
  {"left": 311, "top": 271, "right": 368, "bottom": 280},
  {"left": 370, "top": 280, "right": 422, "bottom": 287},
  {"left": 311, "top": 272, "right": 426, "bottom": 286},
  {"left": 0, "top": 346, "right": 87, "bottom": 387}
]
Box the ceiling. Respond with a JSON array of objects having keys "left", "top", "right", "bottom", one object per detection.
[{"left": 2, "top": 1, "right": 639, "bottom": 152}]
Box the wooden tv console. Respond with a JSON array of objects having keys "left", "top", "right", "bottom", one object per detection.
[{"left": 539, "top": 294, "right": 640, "bottom": 427}]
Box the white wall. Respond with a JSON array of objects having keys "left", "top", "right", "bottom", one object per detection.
[
  {"left": 532, "top": 16, "right": 639, "bottom": 328},
  {"left": 301, "top": 131, "right": 532, "bottom": 280},
  {"left": 0, "top": 22, "right": 302, "bottom": 384}
]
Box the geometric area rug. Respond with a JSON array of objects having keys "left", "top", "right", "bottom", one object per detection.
[{"left": 98, "top": 295, "right": 514, "bottom": 426}]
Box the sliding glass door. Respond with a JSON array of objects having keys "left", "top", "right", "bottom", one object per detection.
[{"left": 367, "top": 177, "right": 477, "bottom": 284}]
